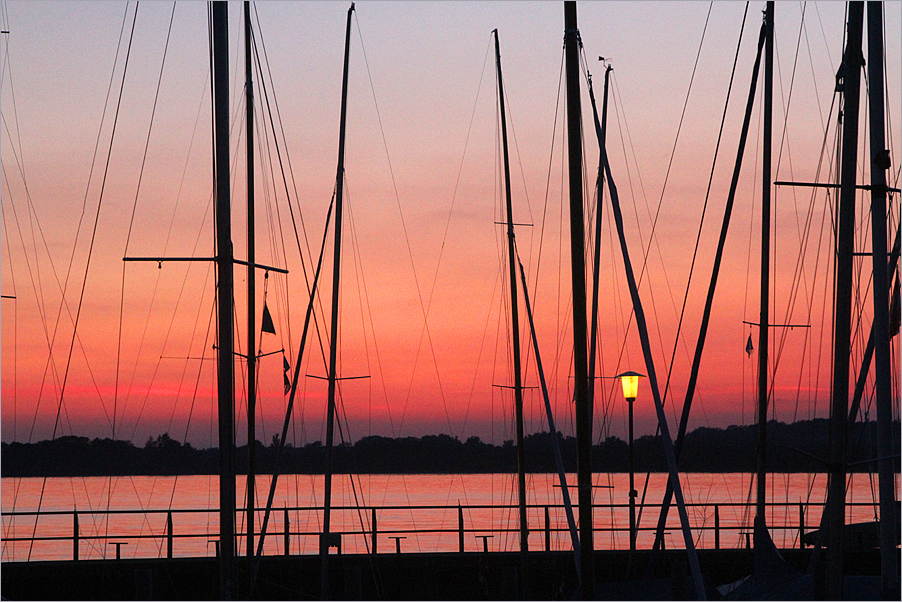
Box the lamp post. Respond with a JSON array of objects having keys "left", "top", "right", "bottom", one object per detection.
[{"left": 615, "top": 371, "right": 645, "bottom": 553}]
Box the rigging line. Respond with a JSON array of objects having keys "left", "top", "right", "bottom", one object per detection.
[
  {"left": 810, "top": 4, "right": 837, "bottom": 123},
  {"left": 253, "top": 93, "right": 290, "bottom": 295},
  {"left": 774, "top": 90, "right": 839, "bottom": 409},
  {"left": 0, "top": 195, "right": 24, "bottom": 530},
  {"left": 659, "top": 2, "right": 750, "bottom": 426},
  {"left": 253, "top": 88, "right": 295, "bottom": 363},
  {"left": 774, "top": 2, "right": 807, "bottom": 172},
  {"left": 515, "top": 248, "right": 580, "bottom": 569},
  {"left": 343, "top": 187, "right": 400, "bottom": 441},
  {"left": 618, "top": 91, "right": 703, "bottom": 406},
  {"left": 772, "top": 199, "right": 836, "bottom": 421},
  {"left": 120, "top": 1, "right": 176, "bottom": 254},
  {"left": 412, "top": 31, "right": 493, "bottom": 378},
  {"left": 585, "top": 28, "right": 713, "bottom": 429},
  {"left": 604, "top": 74, "right": 691, "bottom": 417},
  {"left": 352, "top": 14, "right": 455, "bottom": 437},
  {"left": 0, "top": 165, "right": 94, "bottom": 436},
  {"left": 398, "top": 41, "right": 490, "bottom": 428},
  {"left": 120, "top": 84, "right": 214, "bottom": 443},
  {"left": 124, "top": 202, "right": 238, "bottom": 443},
  {"left": 500, "top": 68, "right": 538, "bottom": 282},
  {"left": 739, "top": 74, "right": 767, "bottom": 427},
  {"left": 7, "top": 216, "right": 113, "bottom": 436},
  {"left": 459, "top": 262, "right": 503, "bottom": 438},
  {"left": 496, "top": 62, "right": 542, "bottom": 392},
  {"left": 252, "top": 49, "right": 292, "bottom": 336},
  {"left": 604, "top": 146, "right": 706, "bottom": 598},
  {"left": 54, "top": 3, "right": 132, "bottom": 319},
  {"left": 598, "top": 84, "right": 636, "bottom": 419},
  {"left": 253, "top": 197, "right": 333, "bottom": 571},
  {"left": 341, "top": 187, "right": 376, "bottom": 438},
  {"left": 804, "top": 99, "right": 842, "bottom": 426},
  {"left": 252, "top": 16, "right": 328, "bottom": 373},
  {"left": 800, "top": 6, "right": 829, "bottom": 133},
  {"left": 632, "top": 0, "right": 713, "bottom": 293},
  {"left": 25, "top": 1, "right": 139, "bottom": 563},
  {"left": 648, "top": 16, "right": 764, "bottom": 552},
  {"left": 545, "top": 50, "right": 567, "bottom": 432},
  {"left": 769, "top": 31, "right": 849, "bottom": 418},
  {"left": 883, "top": 14, "right": 896, "bottom": 177},
  {"left": 598, "top": 73, "right": 696, "bottom": 484},
  {"left": 125, "top": 190, "right": 216, "bottom": 444},
  {"left": 0, "top": 18, "right": 27, "bottom": 189},
  {"left": 787, "top": 192, "right": 830, "bottom": 422},
  {"left": 120, "top": 95, "right": 216, "bottom": 446},
  {"left": 532, "top": 49, "right": 565, "bottom": 413},
  {"left": 165, "top": 297, "right": 217, "bottom": 516},
  {"left": 46, "top": 0, "right": 137, "bottom": 442},
  {"left": 246, "top": 13, "right": 297, "bottom": 372},
  {"left": 167, "top": 268, "right": 215, "bottom": 441},
  {"left": 807, "top": 101, "right": 841, "bottom": 524},
  {"left": 251, "top": 5, "right": 311, "bottom": 285},
  {"left": 142, "top": 269, "right": 215, "bottom": 539},
  {"left": 0, "top": 6, "right": 133, "bottom": 440},
  {"left": 115, "top": 1, "right": 176, "bottom": 440}
]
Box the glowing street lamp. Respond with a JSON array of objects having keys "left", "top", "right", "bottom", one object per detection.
[
  {"left": 617, "top": 370, "right": 643, "bottom": 402},
  {"left": 615, "top": 370, "right": 645, "bottom": 552}
]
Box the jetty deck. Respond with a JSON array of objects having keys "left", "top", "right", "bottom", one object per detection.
[{"left": 1, "top": 548, "right": 889, "bottom": 600}]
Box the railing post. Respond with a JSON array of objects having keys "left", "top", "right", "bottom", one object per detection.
[
  {"left": 389, "top": 536, "right": 405, "bottom": 554},
  {"left": 545, "top": 506, "right": 551, "bottom": 551},
  {"left": 458, "top": 504, "right": 464, "bottom": 553},
  {"left": 371, "top": 508, "right": 377, "bottom": 555},
  {"left": 167, "top": 511, "right": 173, "bottom": 559},
  {"left": 73, "top": 509, "right": 79, "bottom": 561},
  {"left": 714, "top": 505, "right": 720, "bottom": 550},
  {"left": 799, "top": 502, "right": 805, "bottom": 549},
  {"left": 284, "top": 507, "right": 290, "bottom": 556}
]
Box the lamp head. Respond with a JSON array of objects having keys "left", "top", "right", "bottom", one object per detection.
[{"left": 615, "top": 371, "right": 645, "bottom": 402}]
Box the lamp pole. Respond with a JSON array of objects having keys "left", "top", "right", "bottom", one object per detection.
[
  {"left": 628, "top": 395, "right": 636, "bottom": 553},
  {"left": 615, "top": 371, "right": 643, "bottom": 553}
]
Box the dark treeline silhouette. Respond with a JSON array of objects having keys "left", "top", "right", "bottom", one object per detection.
[{"left": 1, "top": 419, "right": 898, "bottom": 477}]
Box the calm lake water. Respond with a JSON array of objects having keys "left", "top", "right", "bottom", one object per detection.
[{"left": 2, "top": 473, "right": 895, "bottom": 561}]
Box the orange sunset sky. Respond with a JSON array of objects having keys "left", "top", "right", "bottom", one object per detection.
[{"left": 2, "top": 1, "right": 900, "bottom": 448}]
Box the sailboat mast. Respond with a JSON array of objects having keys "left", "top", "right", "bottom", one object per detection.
[
  {"left": 323, "top": 2, "right": 354, "bottom": 596},
  {"left": 563, "top": 2, "right": 593, "bottom": 598},
  {"left": 864, "top": 2, "right": 898, "bottom": 596},
  {"left": 211, "top": 2, "right": 236, "bottom": 598},
  {"left": 587, "top": 63, "right": 611, "bottom": 430},
  {"left": 244, "top": 0, "right": 256, "bottom": 562},
  {"left": 587, "top": 62, "right": 611, "bottom": 547},
  {"left": 492, "top": 29, "right": 529, "bottom": 566},
  {"left": 826, "top": 3, "right": 863, "bottom": 599},
  {"left": 754, "top": 0, "right": 773, "bottom": 524}
]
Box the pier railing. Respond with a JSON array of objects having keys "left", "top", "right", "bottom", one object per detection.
[{"left": 1, "top": 500, "right": 879, "bottom": 562}]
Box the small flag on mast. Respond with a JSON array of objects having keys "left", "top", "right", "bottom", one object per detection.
[
  {"left": 745, "top": 334, "right": 754, "bottom": 357},
  {"left": 261, "top": 303, "right": 276, "bottom": 334},
  {"left": 282, "top": 353, "right": 291, "bottom": 395}
]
